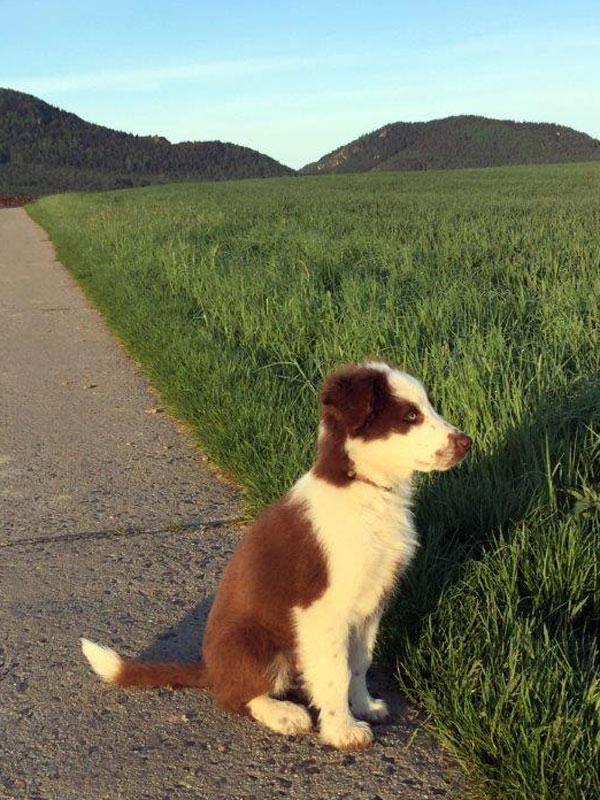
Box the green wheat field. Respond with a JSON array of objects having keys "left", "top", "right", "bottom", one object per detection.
[{"left": 29, "top": 162, "right": 600, "bottom": 799}]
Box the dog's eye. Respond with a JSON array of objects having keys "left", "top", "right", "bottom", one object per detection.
[{"left": 406, "top": 411, "right": 418, "bottom": 422}]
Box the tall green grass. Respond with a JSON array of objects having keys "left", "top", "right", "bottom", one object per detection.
[{"left": 29, "top": 163, "right": 600, "bottom": 798}]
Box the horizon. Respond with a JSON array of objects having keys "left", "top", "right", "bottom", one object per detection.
[
  {"left": 2, "top": 1, "right": 599, "bottom": 169},
  {"left": 5, "top": 84, "right": 600, "bottom": 170}
]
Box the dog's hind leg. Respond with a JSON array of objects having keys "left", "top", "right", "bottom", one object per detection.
[
  {"left": 247, "top": 648, "right": 312, "bottom": 735},
  {"left": 206, "top": 622, "right": 311, "bottom": 735},
  {"left": 247, "top": 695, "right": 312, "bottom": 735}
]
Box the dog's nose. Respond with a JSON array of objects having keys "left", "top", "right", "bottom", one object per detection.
[{"left": 454, "top": 433, "right": 472, "bottom": 451}]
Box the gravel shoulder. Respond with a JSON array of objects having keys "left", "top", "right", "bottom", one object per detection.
[{"left": 0, "top": 207, "right": 461, "bottom": 800}]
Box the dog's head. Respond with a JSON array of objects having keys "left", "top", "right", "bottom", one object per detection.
[{"left": 318, "top": 362, "right": 471, "bottom": 484}]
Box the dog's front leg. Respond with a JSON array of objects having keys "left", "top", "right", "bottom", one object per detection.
[
  {"left": 294, "top": 604, "right": 373, "bottom": 749},
  {"left": 348, "top": 613, "right": 390, "bottom": 722}
]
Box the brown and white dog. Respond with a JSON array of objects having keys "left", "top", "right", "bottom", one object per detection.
[{"left": 81, "top": 361, "right": 471, "bottom": 750}]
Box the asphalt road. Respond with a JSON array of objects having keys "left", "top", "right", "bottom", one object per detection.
[{"left": 0, "top": 208, "right": 461, "bottom": 800}]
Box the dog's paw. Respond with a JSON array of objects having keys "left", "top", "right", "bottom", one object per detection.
[
  {"left": 320, "top": 717, "right": 374, "bottom": 750},
  {"left": 249, "top": 696, "right": 313, "bottom": 736},
  {"left": 275, "top": 702, "right": 313, "bottom": 735},
  {"left": 352, "top": 697, "right": 391, "bottom": 724}
]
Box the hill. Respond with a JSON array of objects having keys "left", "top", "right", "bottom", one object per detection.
[
  {"left": 301, "top": 115, "right": 600, "bottom": 174},
  {"left": 0, "top": 88, "right": 294, "bottom": 196}
]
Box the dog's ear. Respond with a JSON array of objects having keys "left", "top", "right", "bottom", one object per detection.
[{"left": 319, "top": 368, "right": 383, "bottom": 434}]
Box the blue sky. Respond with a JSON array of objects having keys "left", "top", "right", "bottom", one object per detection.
[{"left": 2, "top": 1, "right": 599, "bottom": 168}]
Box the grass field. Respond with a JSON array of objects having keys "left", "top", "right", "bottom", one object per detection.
[{"left": 28, "top": 163, "right": 600, "bottom": 799}]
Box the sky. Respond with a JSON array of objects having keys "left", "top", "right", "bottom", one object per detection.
[{"left": 1, "top": 1, "right": 599, "bottom": 169}]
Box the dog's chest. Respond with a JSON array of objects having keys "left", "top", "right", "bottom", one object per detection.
[
  {"left": 328, "top": 497, "right": 416, "bottom": 617},
  {"left": 295, "top": 476, "right": 418, "bottom": 619}
]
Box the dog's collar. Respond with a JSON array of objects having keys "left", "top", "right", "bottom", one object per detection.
[{"left": 347, "top": 471, "right": 392, "bottom": 492}]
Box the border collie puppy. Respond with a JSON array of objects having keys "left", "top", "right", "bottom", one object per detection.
[{"left": 81, "top": 362, "right": 471, "bottom": 750}]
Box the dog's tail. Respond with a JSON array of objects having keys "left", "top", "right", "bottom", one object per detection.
[{"left": 80, "top": 638, "right": 209, "bottom": 689}]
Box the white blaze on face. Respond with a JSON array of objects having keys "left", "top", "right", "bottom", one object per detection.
[
  {"left": 388, "top": 370, "right": 459, "bottom": 471},
  {"left": 345, "top": 365, "right": 461, "bottom": 484}
]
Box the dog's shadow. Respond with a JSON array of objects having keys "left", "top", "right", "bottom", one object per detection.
[{"left": 139, "top": 596, "right": 214, "bottom": 662}]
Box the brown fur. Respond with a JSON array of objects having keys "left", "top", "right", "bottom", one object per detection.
[
  {"left": 314, "top": 366, "right": 423, "bottom": 486},
  {"left": 202, "top": 496, "right": 328, "bottom": 713},
  {"left": 115, "top": 660, "right": 209, "bottom": 689},
  {"left": 110, "top": 496, "right": 328, "bottom": 714}
]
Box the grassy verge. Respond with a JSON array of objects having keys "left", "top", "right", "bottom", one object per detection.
[{"left": 28, "top": 163, "right": 600, "bottom": 798}]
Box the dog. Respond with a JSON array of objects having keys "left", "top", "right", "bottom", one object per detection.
[{"left": 81, "top": 361, "right": 471, "bottom": 750}]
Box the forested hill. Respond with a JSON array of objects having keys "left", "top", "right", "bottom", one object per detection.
[
  {"left": 301, "top": 115, "right": 600, "bottom": 174},
  {"left": 0, "top": 88, "right": 294, "bottom": 195}
]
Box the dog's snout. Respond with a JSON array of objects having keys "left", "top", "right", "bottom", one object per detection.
[{"left": 453, "top": 432, "right": 472, "bottom": 451}]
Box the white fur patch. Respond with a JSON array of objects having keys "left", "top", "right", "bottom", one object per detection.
[
  {"left": 80, "top": 638, "right": 122, "bottom": 683},
  {"left": 290, "top": 472, "right": 416, "bottom": 747},
  {"left": 292, "top": 473, "right": 418, "bottom": 620},
  {"left": 247, "top": 695, "right": 312, "bottom": 735}
]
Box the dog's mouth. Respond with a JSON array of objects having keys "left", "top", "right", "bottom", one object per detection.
[
  {"left": 433, "top": 455, "right": 465, "bottom": 472},
  {"left": 439, "top": 452, "right": 468, "bottom": 470}
]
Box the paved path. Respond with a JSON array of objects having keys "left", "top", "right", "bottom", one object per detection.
[{"left": 0, "top": 208, "right": 461, "bottom": 800}]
